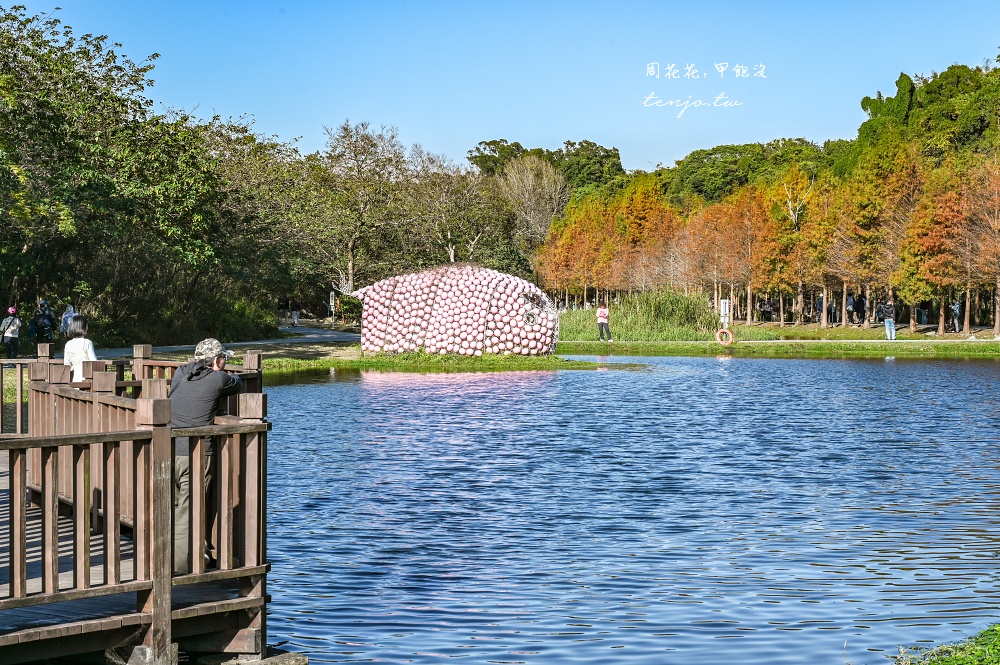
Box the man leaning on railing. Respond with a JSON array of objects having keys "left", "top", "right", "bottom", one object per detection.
[{"left": 168, "top": 338, "right": 243, "bottom": 575}]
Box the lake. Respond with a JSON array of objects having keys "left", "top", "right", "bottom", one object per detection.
[{"left": 264, "top": 356, "right": 1000, "bottom": 664}]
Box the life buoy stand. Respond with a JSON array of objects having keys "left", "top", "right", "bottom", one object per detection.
[{"left": 715, "top": 328, "right": 734, "bottom": 346}]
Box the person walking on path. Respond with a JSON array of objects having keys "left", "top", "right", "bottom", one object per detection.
[
  {"left": 289, "top": 298, "right": 301, "bottom": 327},
  {"left": 597, "top": 301, "right": 613, "bottom": 342},
  {"left": 1, "top": 307, "right": 20, "bottom": 359},
  {"left": 278, "top": 296, "right": 290, "bottom": 325},
  {"left": 169, "top": 338, "right": 243, "bottom": 574},
  {"left": 62, "top": 314, "right": 97, "bottom": 382},
  {"left": 883, "top": 300, "right": 897, "bottom": 340}
]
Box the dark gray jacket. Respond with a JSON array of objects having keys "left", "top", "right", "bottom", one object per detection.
[{"left": 169, "top": 360, "right": 243, "bottom": 455}]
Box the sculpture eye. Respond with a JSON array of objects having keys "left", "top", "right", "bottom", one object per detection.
[
  {"left": 522, "top": 293, "right": 546, "bottom": 310},
  {"left": 523, "top": 311, "right": 538, "bottom": 325}
]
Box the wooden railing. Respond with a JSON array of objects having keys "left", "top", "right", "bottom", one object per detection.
[
  {"left": 25, "top": 348, "right": 264, "bottom": 524},
  {"left": 0, "top": 345, "right": 270, "bottom": 664}
]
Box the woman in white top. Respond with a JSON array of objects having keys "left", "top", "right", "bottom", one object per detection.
[{"left": 63, "top": 314, "right": 97, "bottom": 382}]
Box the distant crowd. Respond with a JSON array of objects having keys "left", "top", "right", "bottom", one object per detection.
[{"left": 1, "top": 299, "right": 81, "bottom": 359}]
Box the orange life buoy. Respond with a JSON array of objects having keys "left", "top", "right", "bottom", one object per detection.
[{"left": 715, "top": 328, "right": 734, "bottom": 346}]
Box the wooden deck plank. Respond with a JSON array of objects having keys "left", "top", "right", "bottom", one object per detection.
[{"left": 0, "top": 580, "right": 241, "bottom": 637}]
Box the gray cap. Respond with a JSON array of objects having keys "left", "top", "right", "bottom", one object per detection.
[{"left": 194, "top": 338, "right": 234, "bottom": 360}]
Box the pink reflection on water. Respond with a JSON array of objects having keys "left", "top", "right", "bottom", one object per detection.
[{"left": 358, "top": 369, "right": 557, "bottom": 391}]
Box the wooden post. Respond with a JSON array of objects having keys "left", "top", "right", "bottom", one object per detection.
[
  {"left": 103, "top": 436, "right": 121, "bottom": 585},
  {"left": 241, "top": 350, "right": 263, "bottom": 395},
  {"left": 72, "top": 444, "right": 91, "bottom": 589},
  {"left": 91, "top": 372, "right": 117, "bottom": 532},
  {"left": 242, "top": 350, "right": 262, "bottom": 372},
  {"left": 237, "top": 392, "right": 267, "bottom": 659},
  {"left": 15, "top": 361, "right": 26, "bottom": 434},
  {"left": 41, "top": 445, "right": 58, "bottom": 593},
  {"left": 133, "top": 344, "right": 152, "bottom": 386},
  {"left": 9, "top": 448, "right": 27, "bottom": 597},
  {"left": 82, "top": 359, "right": 104, "bottom": 381},
  {"left": 49, "top": 363, "right": 71, "bottom": 386},
  {"left": 37, "top": 343, "right": 51, "bottom": 361},
  {"left": 134, "top": 397, "right": 173, "bottom": 665},
  {"left": 142, "top": 378, "right": 169, "bottom": 400},
  {"left": 191, "top": 436, "right": 206, "bottom": 576}
]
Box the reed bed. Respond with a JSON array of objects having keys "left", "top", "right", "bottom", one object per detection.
[{"left": 559, "top": 290, "right": 719, "bottom": 341}]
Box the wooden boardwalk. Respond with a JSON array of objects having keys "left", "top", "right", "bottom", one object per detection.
[{"left": 0, "top": 347, "right": 270, "bottom": 664}]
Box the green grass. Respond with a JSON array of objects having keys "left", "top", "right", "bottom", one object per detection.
[
  {"left": 891, "top": 625, "right": 1000, "bottom": 664},
  {"left": 760, "top": 323, "right": 991, "bottom": 341},
  {"left": 556, "top": 339, "right": 1000, "bottom": 359},
  {"left": 264, "top": 349, "right": 603, "bottom": 373}
]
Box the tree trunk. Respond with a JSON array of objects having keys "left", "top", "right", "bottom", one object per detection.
[
  {"left": 746, "top": 283, "right": 753, "bottom": 326},
  {"left": 841, "top": 281, "right": 848, "bottom": 327},
  {"left": 909, "top": 304, "right": 917, "bottom": 332},
  {"left": 995, "top": 278, "right": 1000, "bottom": 336},
  {"left": 795, "top": 278, "right": 804, "bottom": 325},
  {"left": 938, "top": 295, "right": 946, "bottom": 336},
  {"left": 347, "top": 237, "right": 356, "bottom": 293},
  {"left": 964, "top": 282, "right": 972, "bottom": 334},
  {"left": 863, "top": 284, "right": 871, "bottom": 329},
  {"left": 779, "top": 292, "right": 785, "bottom": 328},
  {"left": 820, "top": 285, "right": 828, "bottom": 328}
]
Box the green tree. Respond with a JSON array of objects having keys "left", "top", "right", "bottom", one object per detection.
[
  {"left": 310, "top": 120, "right": 408, "bottom": 292},
  {"left": 909, "top": 65, "right": 990, "bottom": 161},
  {"left": 858, "top": 73, "right": 915, "bottom": 149},
  {"left": 894, "top": 161, "right": 962, "bottom": 333},
  {"left": 408, "top": 149, "right": 502, "bottom": 264},
  {"left": 466, "top": 139, "right": 528, "bottom": 175},
  {"left": 549, "top": 140, "right": 625, "bottom": 189}
]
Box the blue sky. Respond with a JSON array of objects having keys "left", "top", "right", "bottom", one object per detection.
[{"left": 16, "top": 1, "right": 1000, "bottom": 170}]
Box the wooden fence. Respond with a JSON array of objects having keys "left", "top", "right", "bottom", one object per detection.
[{"left": 0, "top": 345, "right": 270, "bottom": 664}]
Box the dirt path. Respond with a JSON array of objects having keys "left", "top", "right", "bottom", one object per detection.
[{"left": 98, "top": 322, "right": 361, "bottom": 360}]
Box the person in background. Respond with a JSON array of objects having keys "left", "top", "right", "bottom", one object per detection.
[
  {"left": 951, "top": 300, "right": 961, "bottom": 333},
  {"left": 596, "top": 301, "right": 613, "bottom": 342},
  {"left": 278, "top": 296, "right": 290, "bottom": 325},
  {"left": 63, "top": 314, "right": 97, "bottom": 382},
  {"left": 289, "top": 298, "right": 301, "bottom": 327},
  {"left": 883, "top": 299, "right": 896, "bottom": 340},
  {"left": 59, "top": 302, "right": 76, "bottom": 338},
  {"left": 169, "top": 338, "right": 243, "bottom": 574},
  {"left": 32, "top": 300, "right": 56, "bottom": 343},
  {"left": 1, "top": 307, "right": 20, "bottom": 359},
  {"left": 846, "top": 293, "right": 855, "bottom": 325}
]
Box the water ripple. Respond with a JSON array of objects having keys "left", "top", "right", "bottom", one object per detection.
[{"left": 265, "top": 357, "right": 1000, "bottom": 664}]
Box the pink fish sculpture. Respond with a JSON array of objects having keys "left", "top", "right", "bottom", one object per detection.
[{"left": 352, "top": 265, "right": 559, "bottom": 356}]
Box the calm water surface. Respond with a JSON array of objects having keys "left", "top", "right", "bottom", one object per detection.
[{"left": 265, "top": 356, "right": 1000, "bottom": 664}]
